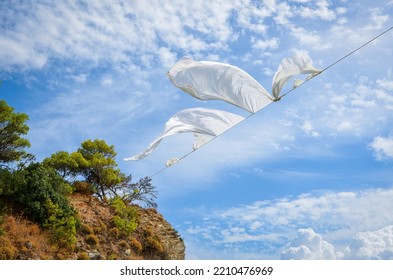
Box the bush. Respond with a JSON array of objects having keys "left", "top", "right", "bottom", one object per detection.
[
  {"left": 95, "top": 220, "right": 107, "bottom": 232},
  {"left": 110, "top": 227, "right": 119, "bottom": 239},
  {"left": 43, "top": 199, "right": 78, "bottom": 248},
  {"left": 0, "top": 214, "right": 4, "bottom": 236},
  {"left": 72, "top": 181, "right": 94, "bottom": 195},
  {"left": 142, "top": 226, "right": 164, "bottom": 257},
  {"left": 2, "top": 163, "right": 79, "bottom": 248},
  {"left": 1, "top": 215, "right": 54, "bottom": 259},
  {"left": 108, "top": 254, "right": 118, "bottom": 260},
  {"left": 0, "top": 239, "right": 17, "bottom": 260},
  {"left": 110, "top": 196, "right": 139, "bottom": 235},
  {"left": 119, "top": 240, "right": 128, "bottom": 248},
  {"left": 80, "top": 224, "right": 94, "bottom": 235},
  {"left": 145, "top": 236, "right": 164, "bottom": 254},
  {"left": 77, "top": 251, "right": 90, "bottom": 260},
  {"left": 85, "top": 234, "right": 99, "bottom": 246},
  {"left": 129, "top": 237, "right": 142, "bottom": 254}
]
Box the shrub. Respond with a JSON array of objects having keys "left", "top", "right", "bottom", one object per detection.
[
  {"left": 95, "top": 220, "right": 107, "bottom": 232},
  {"left": 43, "top": 199, "right": 78, "bottom": 248},
  {"left": 0, "top": 236, "right": 17, "bottom": 260},
  {"left": 77, "top": 252, "right": 90, "bottom": 260},
  {"left": 85, "top": 234, "right": 99, "bottom": 246},
  {"left": 0, "top": 246, "right": 17, "bottom": 260},
  {"left": 110, "top": 196, "right": 139, "bottom": 235},
  {"left": 142, "top": 226, "right": 164, "bottom": 257},
  {"left": 119, "top": 240, "right": 128, "bottom": 248},
  {"left": 80, "top": 224, "right": 94, "bottom": 235},
  {"left": 0, "top": 214, "right": 5, "bottom": 236},
  {"left": 145, "top": 236, "right": 164, "bottom": 254},
  {"left": 2, "top": 215, "right": 54, "bottom": 259},
  {"left": 129, "top": 237, "right": 142, "bottom": 254},
  {"left": 2, "top": 163, "right": 79, "bottom": 248},
  {"left": 121, "top": 176, "right": 158, "bottom": 208},
  {"left": 73, "top": 181, "right": 94, "bottom": 195},
  {"left": 108, "top": 253, "right": 118, "bottom": 260},
  {"left": 110, "top": 227, "right": 119, "bottom": 239}
]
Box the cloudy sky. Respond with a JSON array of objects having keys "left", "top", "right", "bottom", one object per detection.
[{"left": 1, "top": 0, "right": 393, "bottom": 259}]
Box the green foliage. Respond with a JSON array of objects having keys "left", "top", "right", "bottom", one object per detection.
[
  {"left": 110, "top": 196, "right": 138, "bottom": 235},
  {"left": 43, "top": 151, "right": 87, "bottom": 181},
  {"left": 0, "top": 163, "right": 78, "bottom": 248},
  {"left": 12, "top": 163, "right": 73, "bottom": 223},
  {"left": 0, "top": 100, "right": 31, "bottom": 165},
  {"left": 121, "top": 176, "right": 158, "bottom": 208},
  {"left": 43, "top": 139, "right": 158, "bottom": 208},
  {"left": 77, "top": 139, "right": 123, "bottom": 199},
  {"left": 77, "top": 251, "right": 90, "bottom": 260},
  {"left": 43, "top": 199, "right": 78, "bottom": 248},
  {"left": 0, "top": 214, "right": 5, "bottom": 236},
  {"left": 0, "top": 168, "right": 13, "bottom": 196}
]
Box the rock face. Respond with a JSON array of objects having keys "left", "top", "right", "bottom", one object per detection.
[
  {"left": 139, "top": 208, "right": 185, "bottom": 260},
  {"left": 70, "top": 193, "right": 185, "bottom": 260},
  {"left": 0, "top": 194, "right": 185, "bottom": 260}
]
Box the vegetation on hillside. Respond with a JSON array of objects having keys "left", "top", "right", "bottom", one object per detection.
[{"left": 0, "top": 99, "right": 162, "bottom": 259}]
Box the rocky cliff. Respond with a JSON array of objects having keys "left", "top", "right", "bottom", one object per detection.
[{"left": 0, "top": 193, "right": 185, "bottom": 260}]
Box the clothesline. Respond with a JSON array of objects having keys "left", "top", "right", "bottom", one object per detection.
[{"left": 149, "top": 25, "right": 393, "bottom": 178}]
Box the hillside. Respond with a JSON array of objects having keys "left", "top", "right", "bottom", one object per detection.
[{"left": 0, "top": 193, "right": 185, "bottom": 260}]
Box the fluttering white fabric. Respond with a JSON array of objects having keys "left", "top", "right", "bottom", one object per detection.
[
  {"left": 272, "top": 54, "right": 321, "bottom": 99},
  {"left": 124, "top": 108, "right": 245, "bottom": 161},
  {"left": 125, "top": 54, "right": 320, "bottom": 162},
  {"left": 168, "top": 57, "right": 275, "bottom": 113}
]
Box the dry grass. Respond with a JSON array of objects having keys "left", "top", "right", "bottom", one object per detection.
[{"left": 1, "top": 215, "right": 56, "bottom": 259}]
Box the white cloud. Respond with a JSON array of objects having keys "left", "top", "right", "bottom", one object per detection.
[
  {"left": 281, "top": 225, "right": 393, "bottom": 260},
  {"left": 27, "top": 72, "right": 172, "bottom": 158},
  {"left": 100, "top": 75, "right": 113, "bottom": 87},
  {"left": 288, "top": 26, "right": 332, "bottom": 50},
  {"left": 336, "top": 121, "right": 352, "bottom": 132},
  {"left": 252, "top": 37, "right": 280, "bottom": 51},
  {"left": 157, "top": 47, "right": 177, "bottom": 68},
  {"left": 377, "top": 70, "right": 393, "bottom": 91},
  {"left": 281, "top": 228, "right": 336, "bottom": 260},
  {"left": 369, "top": 136, "right": 393, "bottom": 160},
  {"left": 0, "top": 36, "right": 47, "bottom": 70},
  {"left": 301, "top": 121, "right": 320, "bottom": 137},
  {"left": 364, "top": 8, "right": 390, "bottom": 31},
  {"left": 346, "top": 225, "right": 393, "bottom": 259},
  {"left": 0, "top": 0, "right": 241, "bottom": 72},
  {"left": 182, "top": 188, "right": 393, "bottom": 259},
  {"left": 70, "top": 74, "right": 88, "bottom": 84},
  {"left": 296, "top": 0, "right": 337, "bottom": 21}
]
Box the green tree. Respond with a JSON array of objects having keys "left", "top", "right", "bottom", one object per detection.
[
  {"left": 44, "top": 139, "right": 158, "bottom": 207},
  {"left": 43, "top": 151, "right": 87, "bottom": 181},
  {"left": 77, "top": 139, "right": 124, "bottom": 200},
  {"left": 120, "top": 176, "right": 157, "bottom": 208},
  {"left": 0, "top": 100, "right": 31, "bottom": 165}
]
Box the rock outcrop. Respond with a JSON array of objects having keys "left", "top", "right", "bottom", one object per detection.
[{"left": 0, "top": 193, "right": 185, "bottom": 260}]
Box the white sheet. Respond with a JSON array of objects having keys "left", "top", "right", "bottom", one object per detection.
[
  {"left": 124, "top": 107, "right": 245, "bottom": 161},
  {"left": 168, "top": 57, "right": 275, "bottom": 113},
  {"left": 272, "top": 54, "right": 321, "bottom": 99}
]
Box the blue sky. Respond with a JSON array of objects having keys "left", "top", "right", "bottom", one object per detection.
[{"left": 1, "top": 0, "right": 393, "bottom": 259}]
